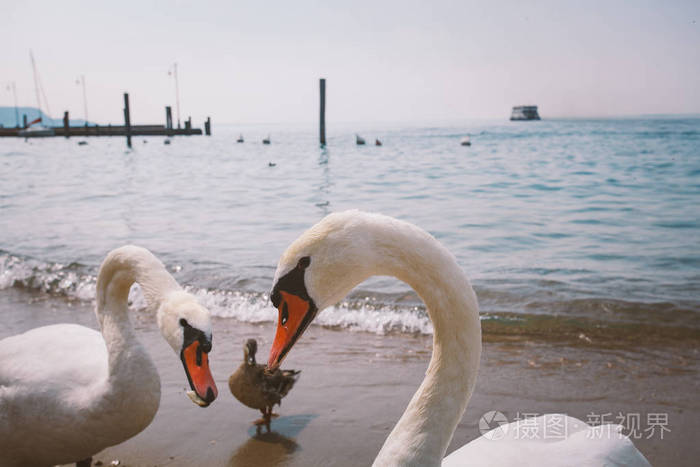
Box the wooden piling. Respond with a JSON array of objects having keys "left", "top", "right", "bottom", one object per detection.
[
  {"left": 123, "top": 92, "right": 132, "bottom": 148},
  {"left": 165, "top": 106, "right": 173, "bottom": 136},
  {"left": 204, "top": 117, "right": 211, "bottom": 136},
  {"left": 63, "top": 112, "right": 69, "bottom": 138},
  {"left": 23, "top": 114, "right": 27, "bottom": 129},
  {"left": 319, "top": 78, "right": 326, "bottom": 147}
]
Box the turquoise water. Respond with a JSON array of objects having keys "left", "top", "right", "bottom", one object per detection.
[{"left": 1, "top": 117, "right": 698, "bottom": 333}]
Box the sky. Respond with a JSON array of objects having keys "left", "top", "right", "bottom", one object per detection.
[{"left": 2, "top": 0, "right": 699, "bottom": 125}]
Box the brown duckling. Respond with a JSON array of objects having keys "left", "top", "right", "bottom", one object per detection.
[{"left": 228, "top": 338, "right": 300, "bottom": 432}]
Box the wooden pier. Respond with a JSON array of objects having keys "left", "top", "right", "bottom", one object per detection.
[
  {"left": 0, "top": 93, "right": 210, "bottom": 145},
  {"left": 0, "top": 125, "right": 203, "bottom": 138}
]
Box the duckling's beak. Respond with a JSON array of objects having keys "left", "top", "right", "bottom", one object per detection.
[
  {"left": 267, "top": 291, "right": 316, "bottom": 370},
  {"left": 181, "top": 340, "right": 218, "bottom": 407}
]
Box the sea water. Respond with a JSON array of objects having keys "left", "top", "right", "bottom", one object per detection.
[{"left": 1, "top": 117, "right": 698, "bottom": 334}]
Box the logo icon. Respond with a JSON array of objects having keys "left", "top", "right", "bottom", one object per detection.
[{"left": 479, "top": 411, "right": 509, "bottom": 440}]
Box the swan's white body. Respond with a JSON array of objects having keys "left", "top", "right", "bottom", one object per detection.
[
  {"left": 443, "top": 414, "right": 651, "bottom": 466},
  {"left": 0, "top": 246, "right": 216, "bottom": 466},
  {"left": 268, "top": 210, "right": 651, "bottom": 467}
]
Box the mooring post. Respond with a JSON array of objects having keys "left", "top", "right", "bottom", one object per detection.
[
  {"left": 204, "top": 117, "right": 211, "bottom": 136},
  {"left": 63, "top": 111, "right": 69, "bottom": 138},
  {"left": 165, "top": 106, "right": 173, "bottom": 136},
  {"left": 23, "top": 114, "right": 27, "bottom": 129},
  {"left": 319, "top": 78, "right": 326, "bottom": 147},
  {"left": 123, "top": 92, "right": 132, "bottom": 148}
]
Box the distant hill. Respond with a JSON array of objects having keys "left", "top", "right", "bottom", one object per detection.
[{"left": 0, "top": 107, "right": 90, "bottom": 127}]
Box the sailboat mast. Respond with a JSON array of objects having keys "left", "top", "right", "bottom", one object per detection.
[{"left": 29, "top": 50, "right": 42, "bottom": 122}]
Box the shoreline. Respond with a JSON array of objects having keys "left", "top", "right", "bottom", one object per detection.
[
  {"left": 2, "top": 247, "right": 699, "bottom": 339},
  {"left": 0, "top": 288, "right": 697, "bottom": 466}
]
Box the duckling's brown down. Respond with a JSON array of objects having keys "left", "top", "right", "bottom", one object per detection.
[{"left": 229, "top": 339, "right": 300, "bottom": 432}]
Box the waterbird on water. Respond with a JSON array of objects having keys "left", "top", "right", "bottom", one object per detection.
[{"left": 229, "top": 339, "right": 300, "bottom": 433}]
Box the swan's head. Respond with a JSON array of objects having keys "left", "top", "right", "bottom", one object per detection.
[
  {"left": 157, "top": 290, "right": 218, "bottom": 407},
  {"left": 267, "top": 210, "right": 379, "bottom": 369},
  {"left": 244, "top": 338, "right": 258, "bottom": 366}
]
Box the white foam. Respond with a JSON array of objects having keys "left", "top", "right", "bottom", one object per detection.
[
  {"left": 189, "top": 287, "right": 433, "bottom": 335},
  {"left": 0, "top": 252, "right": 96, "bottom": 298},
  {"left": 0, "top": 252, "right": 434, "bottom": 335},
  {"left": 317, "top": 300, "right": 433, "bottom": 334}
]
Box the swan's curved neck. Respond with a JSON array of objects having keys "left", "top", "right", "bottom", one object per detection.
[
  {"left": 95, "top": 248, "right": 180, "bottom": 380},
  {"left": 364, "top": 221, "right": 482, "bottom": 467}
]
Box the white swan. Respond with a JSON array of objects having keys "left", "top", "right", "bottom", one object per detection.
[
  {"left": 265, "top": 211, "right": 651, "bottom": 466},
  {"left": 0, "top": 245, "right": 218, "bottom": 466}
]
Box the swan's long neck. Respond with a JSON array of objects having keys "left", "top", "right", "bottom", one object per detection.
[
  {"left": 364, "top": 220, "right": 482, "bottom": 467},
  {"left": 95, "top": 247, "right": 181, "bottom": 382}
]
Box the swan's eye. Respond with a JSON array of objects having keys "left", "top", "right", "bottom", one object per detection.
[
  {"left": 271, "top": 289, "right": 281, "bottom": 308},
  {"left": 180, "top": 318, "right": 188, "bottom": 327},
  {"left": 297, "top": 256, "right": 310, "bottom": 269},
  {"left": 281, "top": 301, "right": 289, "bottom": 326},
  {"left": 199, "top": 336, "right": 212, "bottom": 353}
]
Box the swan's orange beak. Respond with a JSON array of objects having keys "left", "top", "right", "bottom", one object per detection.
[
  {"left": 181, "top": 340, "right": 218, "bottom": 407},
  {"left": 268, "top": 291, "right": 314, "bottom": 370}
]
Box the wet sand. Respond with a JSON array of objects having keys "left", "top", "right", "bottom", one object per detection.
[{"left": 0, "top": 288, "right": 698, "bottom": 467}]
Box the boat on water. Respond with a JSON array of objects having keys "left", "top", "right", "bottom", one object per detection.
[
  {"left": 460, "top": 136, "right": 471, "bottom": 146},
  {"left": 510, "top": 105, "right": 541, "bottom": 121},
  {"left": 237, "top": 134, "right": 244, "bottom": 143},
  {"left": 356, "top": 134, "right": 366, "bottom": 145},
  {"left": 262, "top": 135, "right": 271, "bottom": 144}
]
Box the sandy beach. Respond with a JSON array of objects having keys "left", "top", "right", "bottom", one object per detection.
[{"left": 0, "top": 288, "right": 695, "bottom": 467}]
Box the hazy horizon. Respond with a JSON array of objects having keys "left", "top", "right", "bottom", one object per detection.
[{"left": 3, "top": 1, "right": 699, "bottom": 125}]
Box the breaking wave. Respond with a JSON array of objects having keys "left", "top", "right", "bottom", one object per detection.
[
  {"left": 0, "top": 250, "right": 433, "bottom": 334},
  {"left": 1, "top": 250, "right": 697, "bottom": 337}
]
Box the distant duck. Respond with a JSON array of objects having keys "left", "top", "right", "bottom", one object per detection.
[
  {"left": 262, "top": 135, "right": 271, "bottom": 145},
  {"left": 268, "top": 162, "right": 277, "bottom": 167},
  {"left": 237, "top": 134, "right": 244, "bottom": 143},
  {"left": 356, "top": 134, "right": 366, "bottom": 145},
  {"left": 228, "top": 339, "right": 300, "bottom": 433},
  {"left": 164, "top": 139, "right": 171, "bottom": 145},
  {"left": 460, "top": 136, "right": 471, "bottom": 146},
  {"left": 77, "top": 141, "right": 88, "bottom": 146},
  {"left": 375, "top": 138, "right": 382, "bottom": 146}
]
